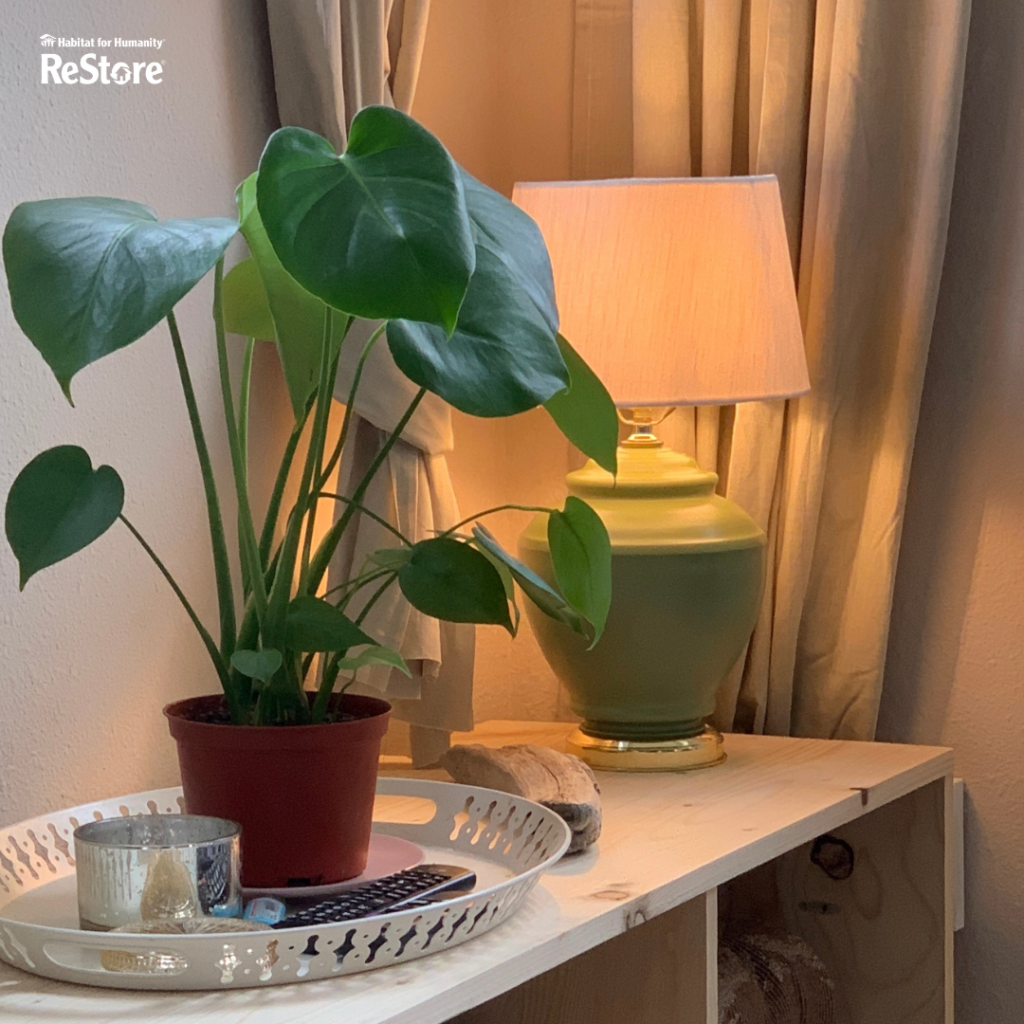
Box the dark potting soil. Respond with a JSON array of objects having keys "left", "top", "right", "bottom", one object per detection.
[{"left": 180, "top": 696, "right": 364, "bottom": 726}]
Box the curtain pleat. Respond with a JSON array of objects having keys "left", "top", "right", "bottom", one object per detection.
[
  {"left": 632, "top": 0, "right": 691, "bottom": 176},
  {"left": 572, "top": 0, "right": 970, "bottom": 739},
  {"left": 572, "top": 0, "right": 634, "bottom": 178}
]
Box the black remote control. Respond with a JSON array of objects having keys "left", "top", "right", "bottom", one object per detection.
[{"left": 273, "top": 864, "right": 476, "bottom": 929}]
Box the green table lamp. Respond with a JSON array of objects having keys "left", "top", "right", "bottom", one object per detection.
[{"left": 513, "top": 176, "right": 809, "bottom": 771}]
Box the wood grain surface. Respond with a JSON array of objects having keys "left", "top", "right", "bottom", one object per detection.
[{"left": 0, "top": 724, "right": 951, "bottom": 1024}]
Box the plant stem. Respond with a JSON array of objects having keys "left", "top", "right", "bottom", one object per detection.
[
  {"left": 315, "top": 492, "right": 412, "bottom": 547},
  {"left": 306, "top": 388, "right": 427, "bottom": 594},
  {"left": 238, "top": 337, "right": 255, "bottom": 597},
  {"left": 264, "top": 308, "right": 335, "bottom": 709},
  {"left": 238, "top": 337, "right": 254, "bottom": 488},
  {"left": 225, "top": 550, "right": 284, "bottom": 713},
  {"left": 258, "top": 394, "right": 313, "bottom": 571},
  {"left": 441, "top": 503, "right": 553, "bottom": 538},
  {"left": 254, "top": 656, "right": 310, "bottom": 726},
  {"left": 314, "top": 572, "right": 398, "bottom": 724},
  {"left": 337, "top": 569, "right": 397, "bottom": 606},
  {"left": 167, "top": 311, "right": 237, "bottom": 660},
  {"left": 119, "top": 514, "right": 236, "bottom": 709},
  {"left": 316, "top": 321, "right": 387, "bottom": 492},
  {"left": 311, "top": 659, "right": 341, "bottom": 724},
  {"left": 325, "top": 565, "right": 394, "bottom": 602},
  {"left": 213, "top": 260, "right": 268, "bottom": 625},
  {"left": 299, "top": 332, "right": 342, "bottom": 591},
  {"left": 354, "top": 573, "right": 398, "bottom": 625}
]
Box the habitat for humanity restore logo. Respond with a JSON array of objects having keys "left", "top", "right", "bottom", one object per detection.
[{"left": 39, "top": 33, "right": 164, "bottom": 85}]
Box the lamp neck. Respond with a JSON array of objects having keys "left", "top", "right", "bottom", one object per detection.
[{"left": 618, "top": 407, "right": 676, "bottom": 447}]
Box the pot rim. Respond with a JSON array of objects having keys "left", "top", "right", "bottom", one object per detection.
[{"left": 164, "top": 693, "right": 391, "bottom": 749}]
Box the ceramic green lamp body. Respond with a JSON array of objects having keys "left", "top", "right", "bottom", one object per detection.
[
  {"left": 519, "top": 440, "right": 765, "bottom": 767},
  {"left": 513, "top": 177, "right": 810, "bottom": 771}
]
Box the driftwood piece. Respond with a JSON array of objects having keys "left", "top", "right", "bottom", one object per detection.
[{"left": 440, "top": 743, "right": 602, "bottom": 853}]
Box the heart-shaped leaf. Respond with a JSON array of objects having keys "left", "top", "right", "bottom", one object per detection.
[
  {"left": 5, "top": 445, "right": 124, "bottom": 589},
  {"left": 397, "top": 537, "right": 513, "bottom": 632},
  {"left": 387, "top": 170, "right": 568, "bottom": 416},
  {"left": 256, "top": 108, "right": 475, "bottom": 332},
  {"left": 234, "top": 175, "right": 333, "bottom": 418},
  {"left": 335, "top": 645, "right": 411, "bottom": 677},
  {"left": 472, "top": 524, "right": 589, "bottom": 638},
  {"left": 3, "top": 198, "right": 237, "bottom": 398},
  {"left": 472, "top": 535, "right": 521, "bottom": 636},
  {"left": 285, "top": 595, "right": 375, "bottom": 652},
  {"left": 548, "top": 497, "right": 612, "bottom": 648},
  {"left": 545, "top": 334, "right": 619, "bottom": 475},
  {"left": 230, "top": 648, "right": 283, "bottom": 684}
]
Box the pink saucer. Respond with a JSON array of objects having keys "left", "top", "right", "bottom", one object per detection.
[{"left": 243, "top": 833, "right": 424, "bottom": 899}]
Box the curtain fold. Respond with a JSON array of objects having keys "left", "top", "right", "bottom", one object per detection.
[
  {"left": 573, "top": 0, "right": 970, "bottom": 739},
  {"left": 266, "top": 0, "right": 473, "bottom": 765}
]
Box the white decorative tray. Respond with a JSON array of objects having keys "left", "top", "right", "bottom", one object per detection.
[{"left": 0, "top": 778, "right": 570, "bottom": 990}]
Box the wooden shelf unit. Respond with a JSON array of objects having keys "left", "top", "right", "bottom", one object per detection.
[{"left": 0, "top": 723, "right": 953, "bottom": 1024}]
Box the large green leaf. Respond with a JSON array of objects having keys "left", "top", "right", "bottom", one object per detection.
[
  {"left": 230, "top": 647, "right": 282, "bottom": 684},
  {"left": 471, "top": 524, "right": 588, "bottom": 638},
  {"left": 234, "top": 175, "right": 333, "bottom": 419},
  {"left": 545, "top": 334, "right": 619, "bottom": 475},
  {"left": 547, "top": 497, "right": 612, "bottom": 648},
  {"left": 387, "top": 170, "right": 568, "bottom": 416},
  {"left": 285, "top": 595, "right": 375, "bottom": 652},
  {"left": 2, "top": 198, "right": 237, "bottom": 398},
  {"left": 221, "top": 257, "right": 275, "bottom": 340},
  {"left": 256, "top": 108, "right": 475, "bottom": 332},
  {"left": 5, "top": 445, "right": 124, "bottom": 589},
  {"left": 397, "top": 537, "right": 513, "bottom": 632}
]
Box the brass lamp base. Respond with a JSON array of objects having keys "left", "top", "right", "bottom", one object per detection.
[{"left": 567, "top": 725, "right": 725, "bottom": 772}]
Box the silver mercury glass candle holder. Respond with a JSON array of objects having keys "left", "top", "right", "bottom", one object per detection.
[{"left": 74, "top": 814, "right": 241, "bottom": 931}]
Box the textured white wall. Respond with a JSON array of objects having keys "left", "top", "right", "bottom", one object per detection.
[
  {"left": 879, "top": 2, "right": 1024, "bottom": 1021},
  {"left": 0, "top": 1, "right": 279, "bottom": 823}
]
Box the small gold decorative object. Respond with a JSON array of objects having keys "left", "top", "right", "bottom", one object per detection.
[{"left": 139, "top": 849, "right": 199, "bottom": 922}]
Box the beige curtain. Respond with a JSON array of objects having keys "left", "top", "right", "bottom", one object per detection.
[
  {"left": 266, "top": 0, "right": 474, "bottom": 765},
  {"left": 573, "top": 0, "right": 970, "bottom": 738}
]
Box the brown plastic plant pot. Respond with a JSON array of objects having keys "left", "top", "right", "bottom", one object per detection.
[{"left": 164, "top": 693, "right": 391, "bottom": 888}]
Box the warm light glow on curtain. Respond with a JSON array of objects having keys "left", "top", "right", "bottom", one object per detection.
[{"left": 572, "top": 0, "right": 971, "bottom": 738}]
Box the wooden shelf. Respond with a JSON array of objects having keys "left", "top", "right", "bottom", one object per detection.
[{"left": 0, "top": 724, "right": 953, "bottom": 1024}]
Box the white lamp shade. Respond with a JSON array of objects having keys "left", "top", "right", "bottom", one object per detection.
[{"left": 512, "top": 176, "right": 810, "bottom": 407}]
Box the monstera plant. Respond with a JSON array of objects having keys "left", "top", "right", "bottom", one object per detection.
[{"left": 1, "top": 107, "right": 616, "bottom": 886}]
